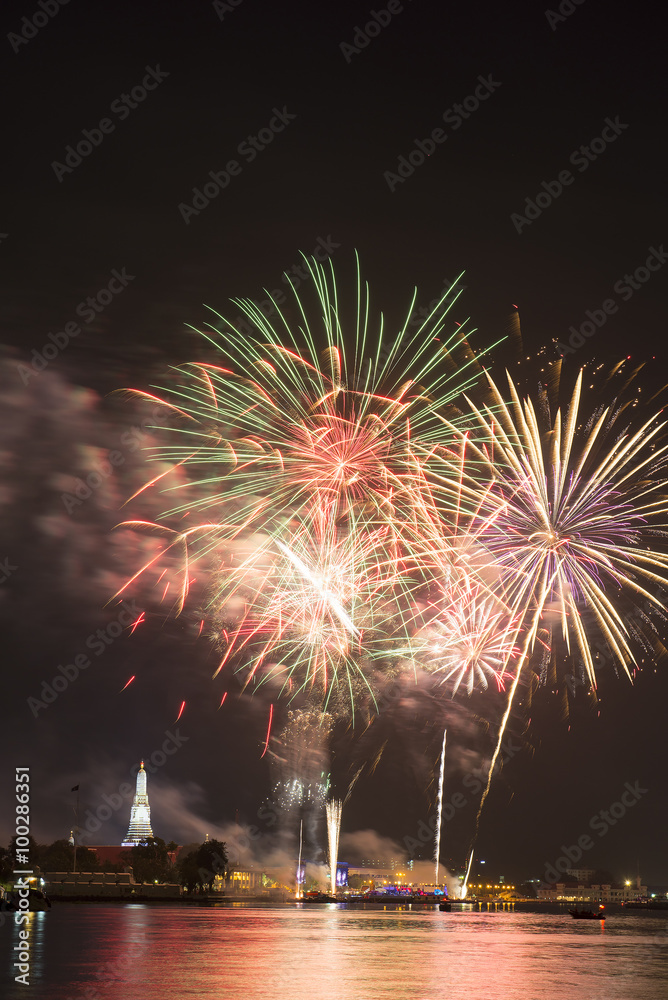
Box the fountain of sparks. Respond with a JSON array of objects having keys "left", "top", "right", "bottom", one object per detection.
[
  {"left": 462, "top": 848, "right": 474, "bottom": 899},
  {"left": 433, "top": 729, "right": 447, "bottom": 888},
  {"left": 326, "top": 799, "right": 342, "bottom": 898},
  {"left": 295, "top": 818, "right": 304, "bottom": 900}
]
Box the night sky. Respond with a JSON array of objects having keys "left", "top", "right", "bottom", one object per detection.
[{"left": 2, "top": 0, "right": 667, "bottom": 886}]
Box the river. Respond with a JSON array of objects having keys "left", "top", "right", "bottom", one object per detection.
[{"left": 2, "top": 903, "right": 667, "bottom": 999}]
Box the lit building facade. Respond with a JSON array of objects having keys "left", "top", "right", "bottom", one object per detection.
[
  {"left": 122, "top": 761, "right": 154, "bottom": 846},
  {"left": 537, "top": 880, "right": 648, "bottom": 902}
]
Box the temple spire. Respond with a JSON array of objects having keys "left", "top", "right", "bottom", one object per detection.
[{"left": 122, "top": 761, "right": 154, "bottom": 845}]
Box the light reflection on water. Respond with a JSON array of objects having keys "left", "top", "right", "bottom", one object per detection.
[{"left": 1, "top": 904, "right": 667, "bottom": 999}]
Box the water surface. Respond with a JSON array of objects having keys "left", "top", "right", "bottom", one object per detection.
[{"left": 2, "top": 903, "right": 667, "bottom": 999}]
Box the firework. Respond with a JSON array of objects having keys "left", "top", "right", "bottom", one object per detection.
[
  {"left": 270, "top": 708, "right": 333, "bottom": 813},
  {"left": 436, "top": 366, "right": 668, "bottom": 858},
  {"left": 116, "top": 258, "right": 668, "bottom": 885},
  {"left": 326, "top": 798, "right": 343, "bottom": 897},
  {"left": 122, "top": 258, "right": 483, "bottom": 540},
  {"left": 118, "top": 256, "right": 494, "bottom": 710},
  {"left": 415, "top": 588, "right": 516, "bottom": 696},
  {"left": 434, "top": 728, "right": 447, "bottom": 886},
  {"left": 440, "top": 368, "right": 668, "bottom": 684}
]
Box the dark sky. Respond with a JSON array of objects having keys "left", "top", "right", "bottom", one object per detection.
[{"left": 2, "top": 0, "right": 667, "bottom": 886}]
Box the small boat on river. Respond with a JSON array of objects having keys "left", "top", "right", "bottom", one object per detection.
[
  {"left": 570, "top": 907, "right": 605, "bottom": 920},
  {"left": 1, "top": 887, "right": 51, "bottom": 912}
]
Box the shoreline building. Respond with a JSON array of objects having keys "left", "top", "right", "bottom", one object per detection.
[{"left": 122, "top": 761, "right": 154, "bottom": 846}]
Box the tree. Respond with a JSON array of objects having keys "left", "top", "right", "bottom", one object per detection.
[
  {"left": 177, "top": 839, "right": 227, "bottom": 892},
  {"left": 129, "top": 837, "right": 173, "bottom": 884},
  {"left": 36, "top": 839, "right": 98, "bottom": 872},
  {"left": 177, "top": 851, "right": 201, "bottom": 893},
  {"left": 196, "top": 839, "right": 228, "bottom": 888},
  {"left": 0, "top": 844, "right": 13, "bottom": 885}
]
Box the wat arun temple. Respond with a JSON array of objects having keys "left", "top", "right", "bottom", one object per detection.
[{"left": 121, "top": 761, "right": 154, "bottom": 846}]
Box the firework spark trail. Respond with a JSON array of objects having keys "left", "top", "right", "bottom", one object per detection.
[
  {"left": 129, "top": 612, "right": 145, "bottom": 634},
  {"left": 271, "top": 709, "right": 332, "bottom": 826},
  {"left": 462, "top": 847, "right": 475, "bottom": 900},
  {"left": 344, "top": 765, "right": 364, "bottom": 805},
  {"left": 464, "top": 623, "right": 540, "bottom": 878},
  {"left": 433, "top": 728, "right": 447, "bottom": 886},
  {"left": 115, "top": 258, "right": 668, "bottom": 880},
  {"left": 275, "top": 539, "right": 360, "bottom": 639},
  {"left": 412, "top": 585, "right": 518, "bottom": 696},
  {"left": 139, "top": 260, "right": 487, "bottom": 539},
  {"left": 208, "top": 515, "right": 431, "bottom": 713},
  {"left": 446, "top": 370, "right": 668, "bottom": 682},
  {"left": 326, "top": 799, "right": 343, "bottom": 897},
  {"left": 261, "top": 703, "right": 274, "bottom": 758},
  {"left": 439, "top": 366, "right": 668, "bottom": 865},
  {"left": 296, "top": 818, "right": 304, "bottom": 900},
  {"left": 116, "top": 256, "right": 501, "bottom": 712}
]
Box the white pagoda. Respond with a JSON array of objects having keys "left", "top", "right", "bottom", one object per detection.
[{"left": 122, "top": 761, "right": 154, "bottom": 845}]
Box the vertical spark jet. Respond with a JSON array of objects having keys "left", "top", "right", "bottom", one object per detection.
[
  {"left": 326, "top": 799, "right": 342, "bottom": 898},
  {"left": 296, "top": 818, "right": 304, "bottom": 900},
  {"left": 433, "top": 729, "right": 447, "bottom": 888}
]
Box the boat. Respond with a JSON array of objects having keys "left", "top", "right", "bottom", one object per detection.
[
  {"left": 438, "top": 901, "right": 452, "bottom": 911},
  {"left": 1, "top": 887, "right": 51, "bottom": 912},
  {"left": 570, "top": 907, "right": 605, "bottom": 920}
]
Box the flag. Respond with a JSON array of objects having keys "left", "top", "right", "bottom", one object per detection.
[{"left": 71, "top": 784, "right": 79, "bottom": 792}]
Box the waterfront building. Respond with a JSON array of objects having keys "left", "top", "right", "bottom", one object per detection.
[
  {"left": 537, "top": 880, "right": 648, "bottom": 902},
  {"left": 122, "top": 761, "right": 154, "bottom": 846}
]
